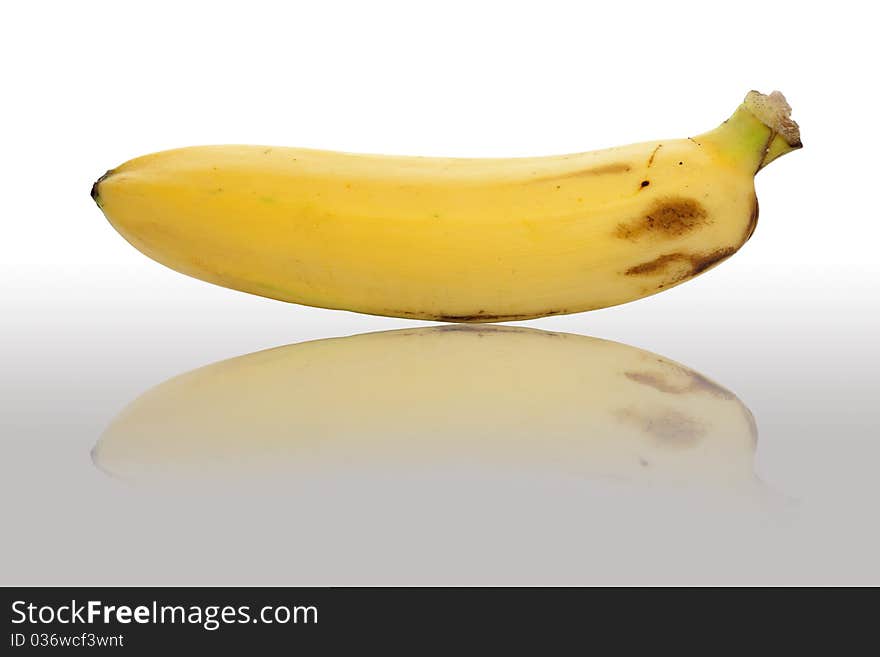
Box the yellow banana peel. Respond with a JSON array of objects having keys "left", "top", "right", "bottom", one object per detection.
[{"left": 92, "top": 90, "right": 801, "bottom": 321}]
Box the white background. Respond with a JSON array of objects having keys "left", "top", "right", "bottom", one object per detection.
[{"left": 1, "top": 1, "right": 878, "bottom": 584}]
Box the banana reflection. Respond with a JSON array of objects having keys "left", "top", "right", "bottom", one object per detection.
[{"left": 93, "top": 326, "right": 758, "bottom": 488}]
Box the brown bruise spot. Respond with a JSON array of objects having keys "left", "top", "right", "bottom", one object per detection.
[
  {"left": 615, "top": 408, "right": 706, "bottom": 449},
  {"left": 624, "top": 246, "right": 737, "bottom": 287},
  {"left": 625, "top": 253, "right": 687, "bottom": 276},
  {"left": 615, "top": 198, "right": 709, "bottom": 241},
  {"left": 690, "top": 246, "right": 737, "bottom": 276},
  {"left": 647, "top": 144, "right": 662, "bottom": 167},
  {"left": 533, "top": 162, "right": 632, "bottom": 183}
]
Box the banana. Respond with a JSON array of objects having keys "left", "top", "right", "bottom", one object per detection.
[
  {"left": 92, "top": 90, "right": 800, "bottom": 322},
  {"left": 93, "top": 326, "right": 760, "bottom": 489}
]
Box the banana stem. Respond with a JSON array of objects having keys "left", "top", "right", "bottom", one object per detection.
[{"left": 696, "top": 90, "right": 802, "bottom": 173}]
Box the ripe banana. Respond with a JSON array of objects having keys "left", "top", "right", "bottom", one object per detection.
[
  {"left": 93, "top": 326, "right": 759, "bottom": 489},
  {"left": 92, "top": 91, "right": 801, "bottom": 322}
]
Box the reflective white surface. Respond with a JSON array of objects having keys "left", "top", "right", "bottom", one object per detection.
[
  {"left": 3, "top": 276, "right": 879, "bottom": 584},
  {"left": 2, "top": 1, "right": 879, "bottom": 584}
]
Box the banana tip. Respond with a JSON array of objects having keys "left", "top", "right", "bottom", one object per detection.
[{"left": 90, "top": 169, "right": 114, "bottom": 207}]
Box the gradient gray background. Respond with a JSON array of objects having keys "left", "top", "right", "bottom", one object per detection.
[{"left": 2, "top": 1, "right": 878, "bottom": 584}]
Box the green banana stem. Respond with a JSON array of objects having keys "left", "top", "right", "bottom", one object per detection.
[{"left": 696, "top": 90, "right": 802, "bottom": 173}]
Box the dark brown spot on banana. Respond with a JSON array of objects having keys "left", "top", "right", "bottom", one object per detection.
[
  {"left": 615, "top": 197, "right": 709, "bottom": 241},
  {"left": 615, "top": 408, "right": 706, "bottom": 448},
  {"left": 624, "top": 247, "right": 737, "bottom": 286},
  {"left": 625, "top": 253, "right": 687, "bottom": 276},
  {"left": 690, "top": 247, "right": 737, "bottom": 276},
  {"left": 647, "top": 144, "right": 662, "bottom": 167}
]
